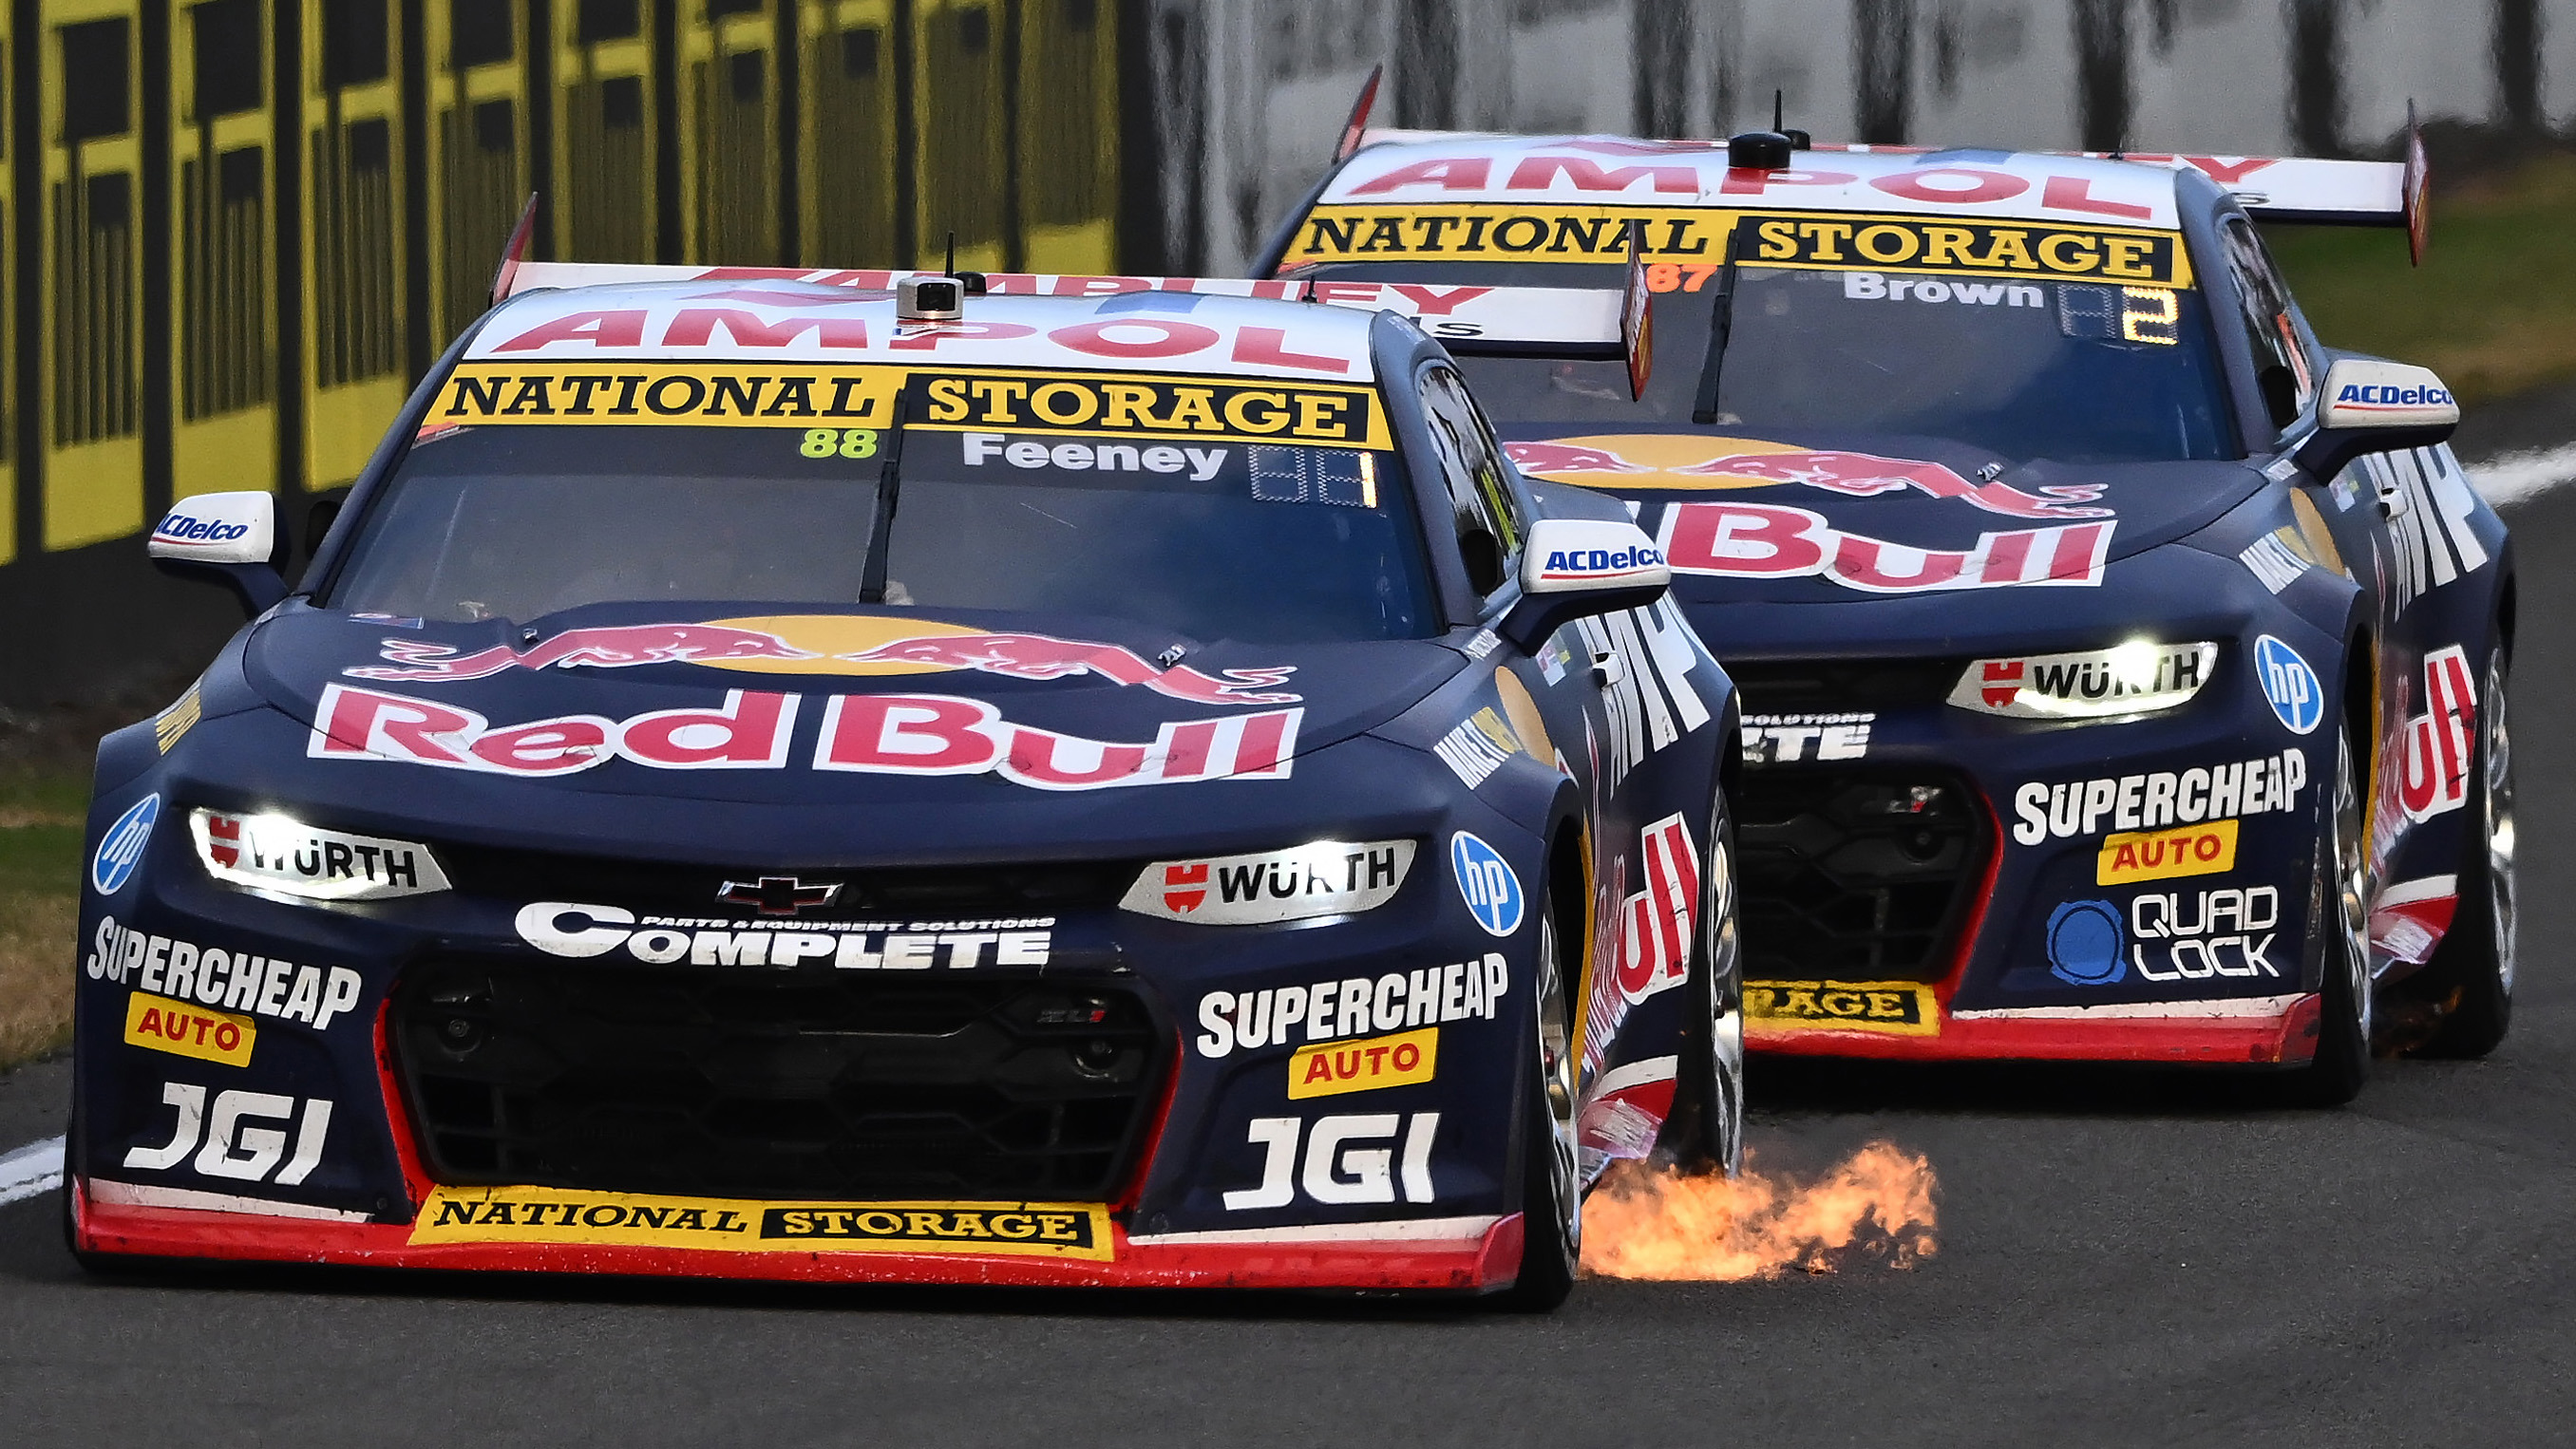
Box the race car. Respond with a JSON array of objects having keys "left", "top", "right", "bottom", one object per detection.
[
  {"left": 67, "top": 262, "right": 1743, "bottom": 1308},
  {"left": 1259, "top": 122, "right": 2510, "bottom": 1100}
]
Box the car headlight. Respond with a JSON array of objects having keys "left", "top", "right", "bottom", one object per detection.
[
  {"left": 189, "top": 808, "right": 452, "bottom": 901},
  {"left": 1120, "top": 839, "right": 1415, "bottom": 925},
  {"left": 1947, "top": 641, "right": 2219, "bottom": 721}
]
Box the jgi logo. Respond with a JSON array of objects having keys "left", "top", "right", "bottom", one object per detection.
[{"left": 2130, "top": 886, "right": 2281, "bottom": 981}]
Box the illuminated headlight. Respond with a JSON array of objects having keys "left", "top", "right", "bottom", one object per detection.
[
  {"left": 1121, "top": 839, "right": 1415, "bottom": 925},
  {"left": 1948, "top": 641, "right": 2219, "bottom": 721},
  {"left": 189, "top": 808, "right": 451, "bottom": 901}
]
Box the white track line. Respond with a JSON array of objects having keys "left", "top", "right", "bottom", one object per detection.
[
  {"left": 2467, "top": 442, "right": 2576, "bottom": 509},
  {"left": 0, "top": 1136, "right": 65, "bottom": 1207}
]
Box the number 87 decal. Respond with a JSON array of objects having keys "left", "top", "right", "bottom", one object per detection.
[{"left": 799, "top": 427, "right": 880, "bottom": 459}]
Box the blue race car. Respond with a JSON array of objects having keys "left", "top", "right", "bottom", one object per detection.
[
  {"left": 71, "top": 264, "right": 1739, "bottom": 1308},
  {"left": 1263, "top": 125, "right": 2507, "bottom": 1101}
]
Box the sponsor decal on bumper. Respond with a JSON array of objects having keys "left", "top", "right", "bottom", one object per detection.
[
  {"left": 1745, "top": 980, "right": 1939, "bottom": 1035},
  {"left": 410, "top": 1187, "right": 1114, "bottom": 1260}
]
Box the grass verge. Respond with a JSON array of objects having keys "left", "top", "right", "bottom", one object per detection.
[
  {"left": 0, "top": 767, "right": 88, "bottom": 1072},
  {"left": 2268, "top": 152, "right": 2576, "bottom": 405}
]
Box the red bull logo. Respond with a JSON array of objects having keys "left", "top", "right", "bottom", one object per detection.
[
  {"left": 843, "top": 632, "right": 1298, "bottom": 706},
  {"left": 350, "top": 625, "right": 818, "bottom": 682},
  {"left": 1505, "top": 436, "right": 2113, "bottom": 520},
  {"left": 347, "top": 619, "right": 1302, "bottom": 706}
]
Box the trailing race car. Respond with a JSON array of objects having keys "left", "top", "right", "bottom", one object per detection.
[
  {"left": 1260, "top": 122, "right": 2510, "bottom": 1101},
  {"left": 68, "top": 261, "right": 1742, "bottom": 1308}
]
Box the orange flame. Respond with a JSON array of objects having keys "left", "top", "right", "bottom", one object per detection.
[{"left": 1580, "top": 1142, "right": 1940, "bottom": 1281}]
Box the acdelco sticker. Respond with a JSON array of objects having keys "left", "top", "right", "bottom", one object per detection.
[
  {"left": 2096, "top": 819, "right": 2239, "bottom": 885},
  {"left": 1287, "top": 1026, "right": 1439, "bottom": 1100},
  {"left": 123, "top": 991, "right": 256, "bottom": 1067},
  {"left": 409, "top": 1187, "right": 1112, "bottom": 1260},
  {"left": 1744, "top": 980, "right": 1939, "bottom": 1036}
]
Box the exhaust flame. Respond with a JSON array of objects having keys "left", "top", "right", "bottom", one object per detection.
[{"left": 1580, "top": 1142, "right": 1940, "bottom": 1281}]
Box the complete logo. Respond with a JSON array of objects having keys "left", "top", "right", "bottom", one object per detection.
[
  {"left": 1449, "top": 832, "right": 1524, "bottom": 937},
  {"left": 2253, "top": 635, "right": 2321, "bottom": 735},
  {"left": 91, "top": 794, "right": 161, "bottom": 895}
]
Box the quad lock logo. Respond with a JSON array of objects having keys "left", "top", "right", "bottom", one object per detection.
[{"left": 2043, "top": 887, "right": 2283, "bottom": 986}]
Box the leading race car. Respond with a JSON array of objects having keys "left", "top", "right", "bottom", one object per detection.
[
  {"left": 1261, "top": 123, "right": 2510, "bottom": 1101},
  {"left": 68, "top": 264, "right": 1743, "bottom": 1308}
]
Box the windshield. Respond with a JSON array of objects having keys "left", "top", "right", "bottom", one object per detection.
[
  {"left": 330, "top": 387, "right": 1438, "bottom": 644},
  {"left": 1303, "top": 255, "right": 2236, "bottom": 464}
]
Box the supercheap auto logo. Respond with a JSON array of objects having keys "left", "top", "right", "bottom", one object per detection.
[
  {"left": 410, "top": 1187, "right": 1112, "bottom": 1260},
  {"left": 1282, "top": 206, "right": 2190, "bottom": 287}
]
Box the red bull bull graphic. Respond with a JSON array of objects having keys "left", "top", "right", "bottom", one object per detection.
[
  {"left": 1659, "top": 499, "right": 2114, "bottom": 593},
  {"left": 1504, "top": 436, "right": 2113, "bottom": 520},
  {"left": 308, "top": 684, "right": 1300, "bottom": 791},
  {"left": 348, "top": 620, "right": 1301, "bottom": 706}
]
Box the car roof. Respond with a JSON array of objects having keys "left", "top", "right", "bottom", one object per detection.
[
  {"left": 1318, "top": 134, "right": 2194, "bottom": 229},
  {"left": 464, "top": 280, "right": 1391, "bottom": 383}
]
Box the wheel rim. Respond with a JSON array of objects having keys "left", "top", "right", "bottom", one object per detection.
[
  {"left": 1535, "top": 913, "right": 1582, "bottom": 1250},
  {"left": 2334, "top": 729, "right": 2373, "bottom": 1043},
  {"left": 1704, "top": 813, "right": 1745, "bottom": 1176},
  {"left": 2483, "top": 654, "right": 2517, "bottom": 996}
]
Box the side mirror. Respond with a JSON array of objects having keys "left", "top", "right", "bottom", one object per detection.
[
  {"left": 149, "top": 491, "right": 286, "bottom": 613},
  {"left": 1499, "top": 518, "right": 1671, "bottom": 651},
  {"left": 2291, "top": 359, "right": 2460, "bottom": 483}
]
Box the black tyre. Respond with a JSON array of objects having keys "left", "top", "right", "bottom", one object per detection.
[
  {"left": 2414, "top": 643, "right": 2515, "bottom": 1057},
  {"left": 1660, "top": 795, "right": 1744, "bottom": 1176},
  {"left": 1492, "top": 904, "right": 1580, "bottom": 1311},
  {"left": 2277, "top": 724, "right": 2372, "bottom": 1106}
]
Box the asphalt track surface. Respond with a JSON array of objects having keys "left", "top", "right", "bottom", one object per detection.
[{"left": 5, "top": 401, "right": 2576, "bottom": 1446}]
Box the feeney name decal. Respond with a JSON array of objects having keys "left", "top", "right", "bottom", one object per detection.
[
  {"left": 1282, "top": 207, "right": 2190, "bottom": 286},
  {"left": 1745, "top": 980, "right": 1939, "bottom": 1035},
  {"left": 1659, "top": 500, "right": 2114, "bottom": 593},
  {"left": 409, "top": 1187, "right": 1113, "bottom": 1260},
  {"left": 309, "top": 684, "right": 1301, "bottom": 791}
]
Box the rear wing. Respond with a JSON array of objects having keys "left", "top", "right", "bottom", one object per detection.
[
  {"left": 501, "top": 261, "right": 1656, "bottom": 395},
  {"left": 1346, "top": 125, "right": 2432, "bottom": 261}
]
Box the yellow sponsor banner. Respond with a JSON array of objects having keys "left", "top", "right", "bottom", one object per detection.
[
  {"left": 2096, "top": 819, "right": 2240, "bottom": 885},
  {"left": 123, "top": 991, "right": 256, "bottom": 1068},
  {"left": 1744, "top": 980, "right": 1940, "bottom": 1036},
  {"left": 410, "top": 1186, "right": 1115, "bottom": 1260},
  {"left": 425, "top": 364, "right": 1392, "bottom": 450},
  {"left": 1281, "top": 205, "right": 2191, "bottom": 288},
  {"left": 1288, "top": 1026, "right": 1439, "bottom": 1100}
]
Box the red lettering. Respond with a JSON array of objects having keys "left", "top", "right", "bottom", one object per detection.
[
  {"left": 312, "top": 685, "right": 480, "bottom": 764},
  {"left": 1388, "top": 284, "right": 1493, "bottom": 316},
  {"left": 215, "top": 1022, "right": 241, "bottom": 1052},
  {"left": 1347, "top": 156, "right": 1493, "bottom": 195},
  {"left": 1507, "top": 155, "right": 1701, "bottom": 195},
  {"left": 2180, "top": 157, "right": 2278, "bottom": 186},
  {"left": 1870, "top": 167, "right": 2031, "bottom": 206},
  {"left": 660, "top": 309, "right": 869, "bottom": 348},
  {"left": 1392, "top": 1042, "right": 1419, "bottom": 1071},
  {"left": 2193, "top": 833, "right": 2221, "bottom": 861},
  {"left": 1004, "top": 728, "right": 1153, "bottom": 787},
  {"left": 1715, "top": 166, "right": 1859, "bottom": 196},
  {"left": 2041, "top": 175, "right": 2154, "bottom": 220},
  {"left": 469, "top": 718, "right": 613, "bottom": 774},
  {"left": 819, "top": 694, "right": 1002, "bottom": 774},
  {"left": 885, "top": 320, "right": 1039, "bottom": 350},
  {"left": 493, "top": 309, "right": 649, "bottom": 351},
  {"left": 1662, "top": 501, "right": 1830, "bottom": 577},
  {"left": 1047, "top": 319, "right": 1222, "bottom": 359},
  {"left": 1048, "top": 275, "right": 1153, "bottom": 295},
  {"left": 1231, "top": 326, "right": 1351, "bottom": 375},
  {"left": 618, "top": 690, "right": 797, "bottom": 768}
]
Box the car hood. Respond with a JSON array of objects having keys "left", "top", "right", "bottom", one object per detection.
[
  {"left": 239, "top": 602, "right": 1465, "bottom": 813},
  {"left": 1500, "top": 428, "right": 2265, "bottom": 607}
]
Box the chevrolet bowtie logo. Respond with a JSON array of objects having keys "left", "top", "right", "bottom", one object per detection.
[{"left": 717, "top": 875, "right": 843, "bottom": 916}]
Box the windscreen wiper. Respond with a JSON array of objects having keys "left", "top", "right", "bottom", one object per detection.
[
  {"left": 1690, "top": 221, "right": 1751, "bottom": 426},
  {"left": 858, "top": 379, "right": 916, "bottom": 604}
]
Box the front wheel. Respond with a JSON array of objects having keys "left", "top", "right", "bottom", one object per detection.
[
  {"left": 1661, "top": 794, "right": 1744, "bottom": 1176},
  {"left": 2277, "top": 724, "right": 2372, "bottom": 1106},
  {"left": 2413, "top": 642, "right": 2515, "bottom": 1057},
  {"left": 1492, "top": 905, "right": 1581, "bottom": 1311}
]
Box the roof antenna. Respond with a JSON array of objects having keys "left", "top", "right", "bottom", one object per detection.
[
  {"left": 1772, "top": 89, "right": 1810, "bottom": 151},
  {"left": 944, "top": 231, "right": 957, "bottom": 278},
  {"left": 939, "top": 228, "right": 988, "bottom": 296},
  {"left": 899, "top": 233, "right": 969, "bottom": 322}
]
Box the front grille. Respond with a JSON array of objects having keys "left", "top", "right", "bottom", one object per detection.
[
  {"left": 1737, "top": 768, "right": 1991, "bottom": 982},
  {"left": 433, "top": 843, "right": 1133, "bottom": 921},
  {"left": 1728, "top": 656, "right": 1968, "bottom": 715},
  {"left": 391, "top": 958, "right": 1167, "bottom": 1201}
]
